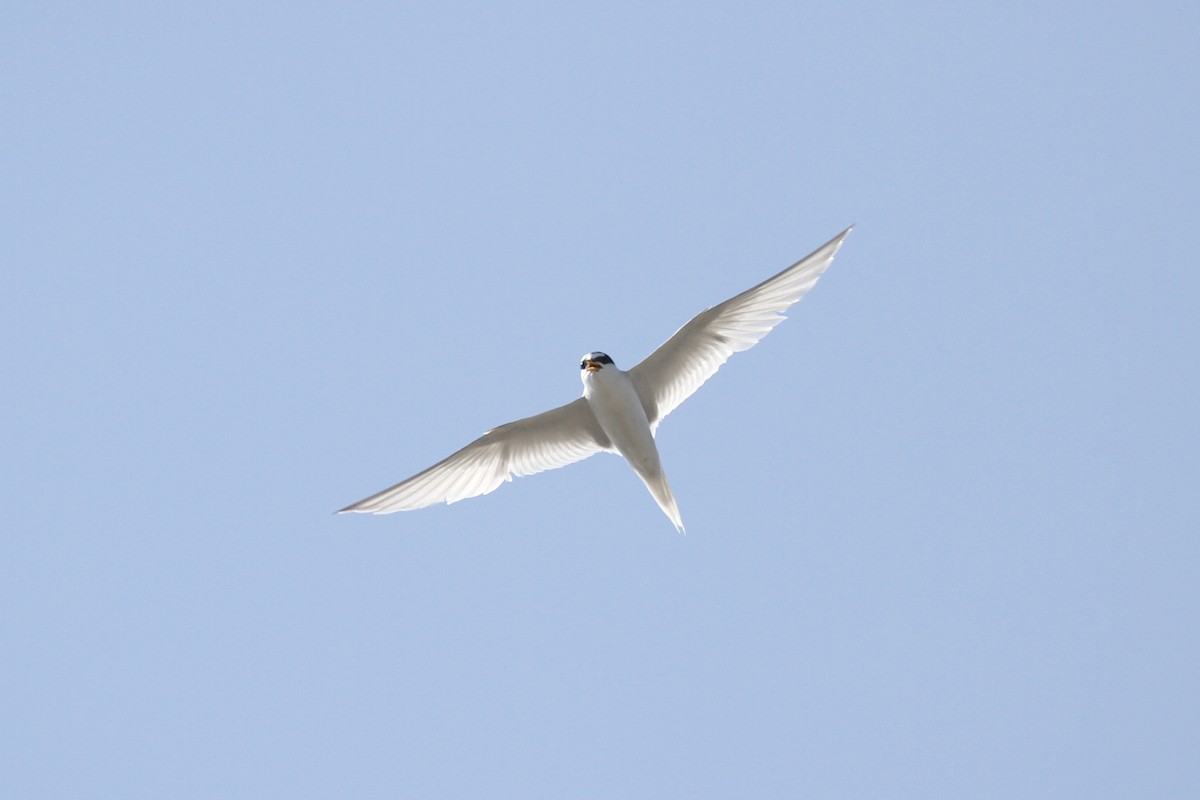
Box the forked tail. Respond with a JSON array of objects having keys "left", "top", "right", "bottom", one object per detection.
[{"left": 638, "top": 466, "right": 685, "bottom": 534}]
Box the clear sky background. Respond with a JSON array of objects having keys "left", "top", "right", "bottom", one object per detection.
[{"left": 4, "top": 2, "right": 1197, "bottom": 798}]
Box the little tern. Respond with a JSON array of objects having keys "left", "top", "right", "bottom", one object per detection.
[{"left": 339, "top": 227, "right": 852, "bottom": 531}]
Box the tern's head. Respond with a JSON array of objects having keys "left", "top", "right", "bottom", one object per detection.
[{"left": 580, "top": 352, "right": 614, "bottom": 374}]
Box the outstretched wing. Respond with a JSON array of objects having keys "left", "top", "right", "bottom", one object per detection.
[
  {"left": 629, "top": 227, "right": 851, "bottom": 429},
  {"left": 339, "top": 397, "right": 610, "bottom": 514}
]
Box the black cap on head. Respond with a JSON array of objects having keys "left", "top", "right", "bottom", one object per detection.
[{"left": 580, "top": 352, "right": 614, "bottom": 369}]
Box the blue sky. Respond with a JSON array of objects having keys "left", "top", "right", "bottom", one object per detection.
[{"left": 4, "top": 2, "right": 1198, "bottom": 797}]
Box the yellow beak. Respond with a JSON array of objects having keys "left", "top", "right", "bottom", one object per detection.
[{"left": 584, "top": 360, "right": 601, "bottom": 372}]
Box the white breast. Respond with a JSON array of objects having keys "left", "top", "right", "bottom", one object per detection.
[{"left": 582, "top": 367, "right": 661, "bottom": 476}]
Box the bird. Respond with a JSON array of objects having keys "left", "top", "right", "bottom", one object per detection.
[{"left": 339, "top": 227, "right": 852, "bottom": 532}]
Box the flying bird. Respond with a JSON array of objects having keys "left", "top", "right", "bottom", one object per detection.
[{"left": 339, "top": 227, "right": 852, "bottom": 531}]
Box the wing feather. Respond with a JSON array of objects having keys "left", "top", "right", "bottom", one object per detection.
[
  {"left": 339, "top": 397, "right": 609, "bottom": 514},
  {"left": 629, "top": 227, "right": 851, "bottom": 428}
]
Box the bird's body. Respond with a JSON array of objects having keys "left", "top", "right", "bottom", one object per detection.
[
  {"left": 339, "top": 227, "right": 852, "bottom": 531},
  {"left": 581, "top": 352, "right": 683, "bottom": 531}
]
